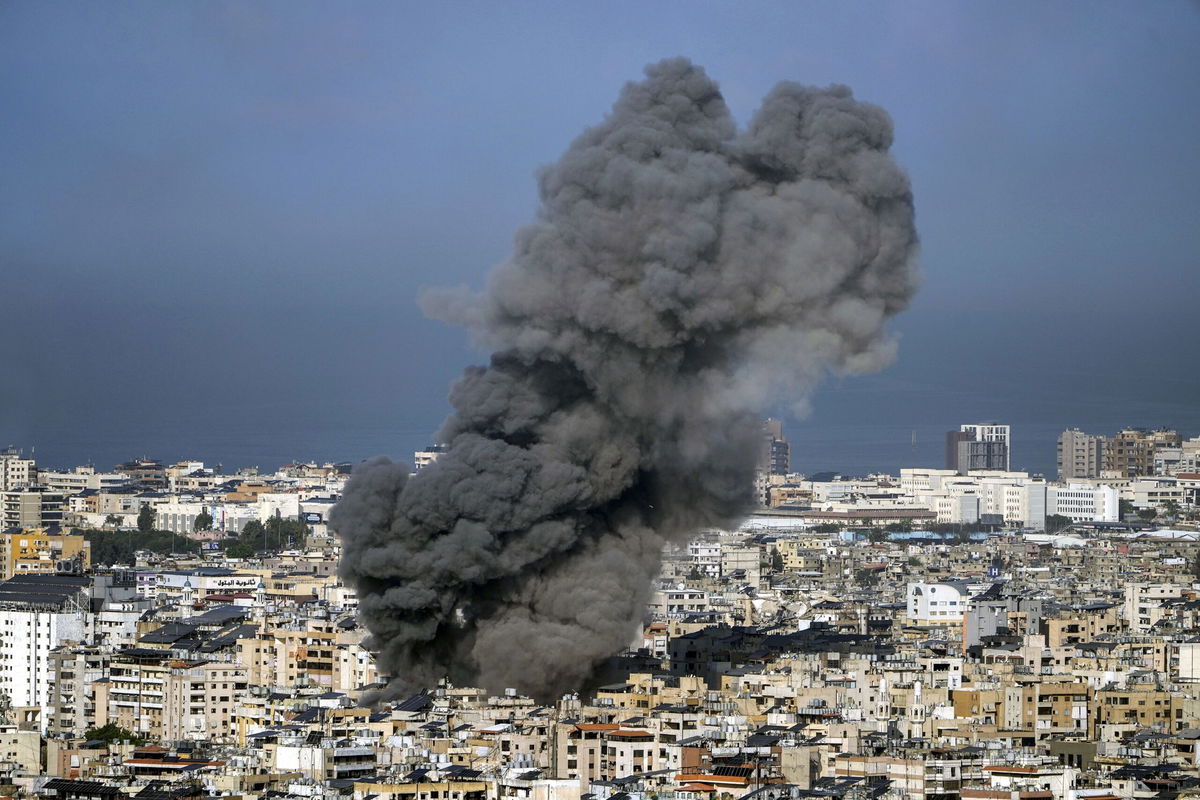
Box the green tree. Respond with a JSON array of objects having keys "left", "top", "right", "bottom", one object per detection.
[
  {"left": 1137, "top": 508, "right": 1158, "bottom": 523},
  {"left": 1163, "top": 500, "right": 1181, "bottom": 522},
  {"left": 769, "top": 549, "right": 784, "bottom": 572},
  {"left": 83, "top": 528, "right": 179, "bottom": 565},
  {"left": 1045, "top": 514, "right": 1072, "bottom": 534},
  {"left": 853, "top": 567, "right": 879, "bottom": 587},
  {"left": 84, "top": 722, "right": 145, "bottom": 745},
  {"left": 193, "top": 511, "right": 214, "bottom": 532},
  {"left": 137, "top": 503, "right": 155, "bottom": 534},
  {"left": 1119, "top": 498, "right": 1134, "bottom": 520},
  {"left": 866, "top": 529, "right": 888, "bottom": 544},
  {"left": 104, "top": 514, "right": 122, "bottom": 529},
  {"left": 225, "top": 541, "right": 255, "bottom": 559}
]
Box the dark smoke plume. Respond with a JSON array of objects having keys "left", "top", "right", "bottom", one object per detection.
[{"left": 332, "top": 58, "right": 918, "bottom": 700}]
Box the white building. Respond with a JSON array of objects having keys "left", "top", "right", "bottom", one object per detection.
[
  {"left": 257, "top": 492, "right": 302, "bottom": 522},
  {"left": 0, "top": 449, "right": 36, "bottom": 492},
  {"left": 152, "top": 500, "right": 258, "bottom": 535},
  {"left": 413, "top": 445, "right": 447, "bottom": 471},
  {"left": 898, "top": 468, "right": 1046, "bottom": 529},
  {"left": 1046, "top": 483, "right": 1120, "bottom": 523},
  {"left": 299, "top": 497, "right": 336, "bottom": 538},
  {"left": 155, "top": 500, "right": 211, "bottom": 534},
  {"left": 973, "top": 472, "right": 1046, "bottom": 529},
  {"left": 37, "top": 467, "right": 129, "bottom": 495},
  {"left": 136, "top": 569, "right": 261, "bottom": 601},
  {"left": 95, "top": 597, "right": 155, "bottom": 647},
  {"left": 1124, "top": 582, "right": 1187, "bottom": 634},
  {"left": 1125, "top": 477, "right": 1186, "bottom": 513},
  {"left": 688, "top": 536, "right": 722, "bottom": 578},
  {"left": 0, "top": 575, "right": 90, "bottom": 728},
  {"left": 907, "top": 580, "right": 990, "bottom": 625}
]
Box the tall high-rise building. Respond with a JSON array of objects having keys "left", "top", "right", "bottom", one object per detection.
[
  {"left": 0, "top": 574, "right": 90, "bottom": 723},
  {"left": 947, "top": 423, "right": 1010, "bottom": 473},
  {"left": 1103, "top": 428, "right": 1181, "bottom": 478},
  {"left": 945, "top": 431, "right": 971, "bottom": 470},
  {"left": 759, "top": 418, "right": 791, "bottom": 476},
  {"left": 1057, "top": 429, "right": 1105, "bottom": 480}
]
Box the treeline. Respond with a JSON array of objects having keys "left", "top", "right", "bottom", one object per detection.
[
  {"left": 83, "top": 528, "right": 190, "bottom": 565},
  {"left": 224, "top": 517, "right": 310, "bottom": 558},
  {"left": 81, "top": 516, "right": 311, "bottom": 565}
]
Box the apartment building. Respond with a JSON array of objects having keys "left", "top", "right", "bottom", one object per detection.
[
  {"left": 38, "top": 467, "right": 129, "bottom": 495},
  {"left": 1058, "top": 429, "right": 1105, "bottom": 480},
  {"left": 1126, "top": 477, "right": 1187, "bottom": 513},
  {"left": 1095, "top": 679, "right": 1180, "bottom": 731},
  {"left": 1105, "top": 428, "right": 1182, "bottom": 478},
  {"left": 47, "top": 647, "right": 111, "bottom": 738},
  {"left": 161, "top": 660, "right": 249, "bottom": 741},
  {"left": 0, "top": 574, "right": 90, "bottom": 721},
  {"left": 0, "top": 528, "right": 90, "bottom": 579},
  {"left": 1, "top": 486, "right": 65, "bottom": 529},
  {"left": 760, "top": 418, "right": 791, "bottom": 476},
  {"left": 236, "top": 629, "right": 376, "bottom": 692},
  {"left": 0, "top": 448, "right": 36, "bottom": 492},
  {"left": 1125, "top": 583, "right": 1190, "bottom": 634}
]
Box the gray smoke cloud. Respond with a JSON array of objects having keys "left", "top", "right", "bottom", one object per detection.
[{"left": 331, "top": 58, "right": 918, "bottom": 700}]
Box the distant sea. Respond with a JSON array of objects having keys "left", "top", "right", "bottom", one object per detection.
[{"left": 8, "top": 307, "right": 1199, "bottom": 484}]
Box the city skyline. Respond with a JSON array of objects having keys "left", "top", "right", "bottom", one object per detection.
[{"left": 3, "top": 5, "right": 1200, "bottom": 796}]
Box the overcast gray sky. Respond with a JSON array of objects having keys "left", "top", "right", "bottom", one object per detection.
[{"left": 2, "top": 1, "right": 1198, "bottom": 476}]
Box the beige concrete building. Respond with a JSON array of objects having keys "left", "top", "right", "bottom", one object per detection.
[
  {"left": 0, "top": 724, "right": 41, "bottom": 780},
  {"left": 1104, "top": 428, "right": 1181, "bottom": 478},
  {"left": 1, "top": 487, "right": 66, "bottom": 530},
  {"left": 1058, "top": 429, "right": 1105, "bottom": 480},
  {"left": 161, "top": 660, "right": 247, "bottom": 741},
  {"left": 1124, "top": 583, "right": 1190, "bottom": 634},
  {"left": 236, "top": 629, "right": 376, "bottom": 693},
  {"left": 0, "top": 528, "right": 90, "bottom": 579},
  {"left": 95, "top": 654, "right": 246, "bottom": 742}
]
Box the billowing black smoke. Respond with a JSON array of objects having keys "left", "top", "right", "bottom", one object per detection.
[{"left": 331, "top": 58, "right": 918, "bottom": 700}]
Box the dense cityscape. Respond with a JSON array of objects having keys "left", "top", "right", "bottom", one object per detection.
[
  {"left": 5, "top": 7, "right": 1198, "bottom": 800},
  {"left": 1, "top": 420, "right": 1199, "bottom": 800}
]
